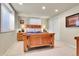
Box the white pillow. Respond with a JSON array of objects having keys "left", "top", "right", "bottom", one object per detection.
[
  {"left": 26, "top": 28, "right": 42, "bottom": 32},
  {"left": 26, "top": 28, "right": 34, "bottom": 32}
]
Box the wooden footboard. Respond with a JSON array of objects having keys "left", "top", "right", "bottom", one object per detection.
[
  {"left": 23, "top": 33, "right": 55, "bottom": 52},
  {"left": 22, "top": 33, "right": 28, "bottom": 52}
]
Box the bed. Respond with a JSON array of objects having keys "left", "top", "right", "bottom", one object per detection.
[{"left": 17, "top": 24, "right": 55, "bottom": 52}]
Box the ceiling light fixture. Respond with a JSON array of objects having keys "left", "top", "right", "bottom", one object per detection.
[
  {"left": 42, "top": 6, "right": 46, "bottom": 10},
  {"left": 55, "top": 9, "right": 58, "bottom": 12}
]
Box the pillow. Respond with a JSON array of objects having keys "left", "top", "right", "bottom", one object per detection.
[
  {"left": 26, "top": 28, "right": 34, "bottom": 32},
  {"left": 26, "top": 28, "right": 42, "bottom": 33},
  {"left": 34, "top": 29, "right": 41, "bottom": 33}
]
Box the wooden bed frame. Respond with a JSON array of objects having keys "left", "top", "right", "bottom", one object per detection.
[
  {"left": 23, "top": 32, "right": 55, "bottom": 52},
  {"left": 17, "top": 24, "right": 42, "bottom": 41},
  {"left": 17, "top": 24, "right": 55, "bottom": 52}
]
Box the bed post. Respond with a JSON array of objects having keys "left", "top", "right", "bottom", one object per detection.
[
  {"left": 23, "top": 33, "right": 28, "bottom": 52},
  {"left": 50, "top": 33, "right": 55, "bottom": 48}
]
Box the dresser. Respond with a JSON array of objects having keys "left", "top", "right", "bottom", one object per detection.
[{"left": 75, "top": 36, "right": 79, "bottom": 56}]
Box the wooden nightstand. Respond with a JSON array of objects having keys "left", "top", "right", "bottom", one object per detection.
[{"left": 17, "top": 32, "right": 23, "bottom": 41}]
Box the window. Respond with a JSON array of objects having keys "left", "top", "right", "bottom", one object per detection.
[
  {"left": 1, "top": 4, "right": 15, "bottom": 32},
  {"left": 28, "top": 18, "right": 41, "bottom": 25}
]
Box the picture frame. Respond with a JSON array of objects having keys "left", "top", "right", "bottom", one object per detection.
[
  {"left": 20, "top": 20, "right": 24, "bottom": 24},
  {"left": 66, "top": 13, "right": 79, "bottom": 27}
]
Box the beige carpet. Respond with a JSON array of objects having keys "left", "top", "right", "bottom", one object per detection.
[{"left": 4, "top": 40, "right": 76, "bottom": 56}]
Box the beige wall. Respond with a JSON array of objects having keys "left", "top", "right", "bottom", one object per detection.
[
  {"left": 41, "top": 18, "right": 49, "bottom": 29},
  {"left": 18, "top": 16, "right": 49, "bottom": 29},
  {"left": 49, "top": 5, "right": 79, "bottom": 47},
  {"left": 48, "top": 16, "right": 60, "bottom": 41}
]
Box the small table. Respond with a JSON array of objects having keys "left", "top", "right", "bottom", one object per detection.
[{"left": 75, "top": 36, "right": 79, "bottom": 56}]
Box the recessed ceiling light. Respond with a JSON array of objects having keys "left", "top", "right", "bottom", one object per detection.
[
  {"left": 19, "top": 3, "right": 23, "bottom": 5},
  {"left": 42, "top": 6, "right": 46, "bottom": 10},
  {"left": 55, "top": 9, "right": 58, "bottom": 12}
]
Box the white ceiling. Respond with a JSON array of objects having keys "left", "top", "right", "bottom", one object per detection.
[{"left": 12, "top": 3, "right": 79, "bottom": 18}]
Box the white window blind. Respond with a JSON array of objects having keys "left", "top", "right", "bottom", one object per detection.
[{"left": 1, "top": 4, "right": 15, "bottom": 32}]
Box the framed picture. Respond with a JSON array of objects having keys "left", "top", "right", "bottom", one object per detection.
[
  {"left": 66, "top": 13, "right": 79, "bottom": 27},
  {"left": 20, "top": 20, "right": 24, "bottom": 24}
]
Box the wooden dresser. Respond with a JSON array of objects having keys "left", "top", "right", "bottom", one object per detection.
[{"left": 75, "top": 36, "right": 79, "bottom": 56}]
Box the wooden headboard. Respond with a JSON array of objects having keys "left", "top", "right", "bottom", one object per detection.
[{"left": 26, "top": 24, "right": 42, "bottom": 28}]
